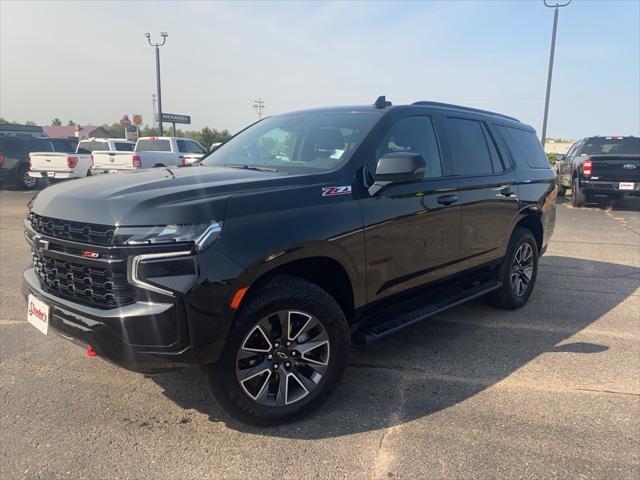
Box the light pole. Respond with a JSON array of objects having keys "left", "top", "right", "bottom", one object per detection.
[
  {"left": 145, "top": 32, "right": 168, "bottom": 135},
  {"left": 541, "top": 0, "right": 571, "bottom": 147}
]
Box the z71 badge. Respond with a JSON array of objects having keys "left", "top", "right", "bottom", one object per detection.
[{"left": 322, "top": 186, "right": 352, "bottom": 197}]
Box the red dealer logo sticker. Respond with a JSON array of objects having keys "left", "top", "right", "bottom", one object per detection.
[{"left": 28, "top": 301, "right": 48, "bottom": 323}]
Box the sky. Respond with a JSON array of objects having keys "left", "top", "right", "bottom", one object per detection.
[{"left": 1, "top": 0, "right": 638, "bottom": 139}]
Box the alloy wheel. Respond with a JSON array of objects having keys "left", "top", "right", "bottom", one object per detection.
[
  {"left": 511, "top": 242, "right": 534, "bottom": 297},
  {"left": 22, "top": 170, "right": 37, "bottom": 189},
  {"left": 236, "top": 310, "right": 330, "bottom": 407}
]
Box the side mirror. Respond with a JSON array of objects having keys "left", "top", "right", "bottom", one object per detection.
[{"left": 368, "top": 152, "right": 426, "bottom": 196}]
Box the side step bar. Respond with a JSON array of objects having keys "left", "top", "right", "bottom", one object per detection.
[{"left": 355, "top": 281, "right": 502, "bottom": 344}]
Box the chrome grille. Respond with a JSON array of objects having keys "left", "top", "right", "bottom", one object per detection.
[
  {"left": 28, "top": 212, "right": 115, "bottom": 246},
  {"left": 31, "top": 249, "right": 134, "bottom": 308}
]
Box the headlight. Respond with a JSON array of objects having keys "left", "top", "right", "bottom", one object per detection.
[{"left": 115, "top": 221, "right": 222, "bottom": 252}]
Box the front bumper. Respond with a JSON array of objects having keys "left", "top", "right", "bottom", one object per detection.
[
  {"left": 581, "top": 179, "right": 640, "bottom": 196},
  {"left": 23, "top": 267, "right": 198, "bottom": 373},
  {"left": 22, "top": 238, "right": 244, "bottom": 374}
]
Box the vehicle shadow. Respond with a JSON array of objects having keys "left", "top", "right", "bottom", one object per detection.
[
  {"left": 557, "top": 194, "right": 640, "bottom": 212},
  {"left": 151, "top": 255, "right": 638, "bottom": 438}
]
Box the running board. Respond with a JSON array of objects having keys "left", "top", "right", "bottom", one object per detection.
[{"left": 355, "top": 281, "right": 502, "bottom": 344}]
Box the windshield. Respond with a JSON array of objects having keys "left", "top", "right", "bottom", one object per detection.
[
  {"left": 581, "top": 137, "right": 640, "bottom": 155},
  {"left": 201, "top": 112, "right": 380, "bottom": 172}
]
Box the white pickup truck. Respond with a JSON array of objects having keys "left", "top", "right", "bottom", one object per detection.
[
  {"left": 91, "top": 136, "right": 207, "bottom": 173},
  {"left": 29, "top": 138, "right": 134, "bottom": 181}
]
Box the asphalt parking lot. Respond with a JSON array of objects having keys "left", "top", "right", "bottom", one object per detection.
[{"left": 1, "top": 189, "right": 638, "bottom": 479}]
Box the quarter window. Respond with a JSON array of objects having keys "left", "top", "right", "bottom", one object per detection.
[
  {"left": 502, "top": 127, "right": 550, "bottom": 169},
  {"left": 376, "top": 116, "right": 443, "bottom": 179},
  {"left": 446, "top": 118, "right": 494, "bottom": 176}
]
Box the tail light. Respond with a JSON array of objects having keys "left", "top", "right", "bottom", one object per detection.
[
  {"left": 583, "top": 158, "right": 592, "bottom": 177},
  {"left": 132, "top": 155, "right": 142, "bottom": 168},
  {"left": 179, "top": 156, "right": 187, "bottom": 166},
  {"left": 0, "top": 153, "right": 4, "bottom": 167},
  {"left": 67, "top": 156, "right": 78, "bottom": 168}
]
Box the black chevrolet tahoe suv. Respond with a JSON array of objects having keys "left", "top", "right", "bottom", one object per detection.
[
  {"left": 556, "top": 136, "right": 640, "bottom": 207},
  {"left": 23, "top": 98, "right": 556, "bottom": 424}
]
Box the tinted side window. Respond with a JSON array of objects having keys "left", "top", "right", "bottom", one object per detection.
[
  {"left": 77, "top": 141, "right": 92, "bottom": 154},
  {"left": 2, "top": 138, "right": 26, "bottom": 157},
  {"left": 446, "top": 118, "right": 494, "bottom": 176},
  {"left": 503, "top": 127, "right": 550, "bottom": 169},
  {"left": 177, "top": 140, "right": 188, "bottom": 153},
  {"left": 188, "top": 141, "right": 206, "bottom": 154},
  {"left": 376, "top": 116, "right": 443, "bottom": 179}
]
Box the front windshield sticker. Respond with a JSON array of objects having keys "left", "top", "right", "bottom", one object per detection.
[{"left": 322, "top": 186, "right": 352, "bottom": 197}]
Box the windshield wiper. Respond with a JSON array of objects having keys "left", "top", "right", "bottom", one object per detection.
[{"left": 223, "top": 164, "right": 278, "bottom": 172}]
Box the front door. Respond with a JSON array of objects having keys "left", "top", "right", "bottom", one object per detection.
[{"left": 360, "top": 115, "right": 461, "bottom": 303}]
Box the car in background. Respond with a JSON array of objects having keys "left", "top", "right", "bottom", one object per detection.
[
  {"left": 91, "top": 136, "right": 207, "bottom": 173},
  {"left": 29, "top": 138, "right": 135, "bottom": 183},
  {"left": 556, "top": 136, "right": 640, "bottom": 206},
  {"left": 0, "top": 136, "right": 76, "bottom": 189}
]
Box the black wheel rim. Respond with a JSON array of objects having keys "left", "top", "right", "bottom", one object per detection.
[
  {"left": 22, "top": 170, "right": 37, "bottom": 188},
  {"left": 511, "top": 242, "right": 534, "bottom": 297},
  {"left": 236, "top": 310, "right": 330, "bottom": 407}
]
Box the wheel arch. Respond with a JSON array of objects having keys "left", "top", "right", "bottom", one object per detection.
[
  {"left": 513, "top": 213, "right": 543, "bottom": 254},
  {"left": 234, "top": 250, "right": 359, "bottom": 323}
]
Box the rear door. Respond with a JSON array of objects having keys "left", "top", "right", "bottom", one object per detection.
[
  {"left": 443, "top": 116, "right": 519, "bottom": 270},
  {"left": 361, "top": 114, "right": 461, "bottom": 302}
]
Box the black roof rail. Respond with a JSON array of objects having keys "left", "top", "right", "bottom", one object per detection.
[{"left": 411, "top": 101, "right": 520, "bottom": 122}]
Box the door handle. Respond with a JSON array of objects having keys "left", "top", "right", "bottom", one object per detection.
[
  {"left": 499, "top": 186, "right": 515, "bottom": 197},
  {"left": 437, "top": 194, "right": 458, "bottom": 205}
]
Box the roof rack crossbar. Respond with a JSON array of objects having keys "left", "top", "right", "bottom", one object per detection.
[{"left": 412, "top": 101, "right": 520, "bottom": 122}]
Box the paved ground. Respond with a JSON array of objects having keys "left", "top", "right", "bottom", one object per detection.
[{"left": 1, "top": 189, "right": 638, "bottom": 479}]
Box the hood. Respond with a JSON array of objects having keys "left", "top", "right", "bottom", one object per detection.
[{"left": 30, "top": 166, "right": 293, "bottom": 226}]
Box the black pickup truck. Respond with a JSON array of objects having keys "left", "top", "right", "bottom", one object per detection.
[
  {"left": 556, "top": 136, "right": 640, "bottom": 207},
  {"left": 23, "top": 98, "right": 556, "bottom": 424}
]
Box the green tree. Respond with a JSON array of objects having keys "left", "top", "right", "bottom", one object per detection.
[
  {"left": 25, "top": 120, "right": 37, "bottom": 126},
  {"left": 67, "top": 120, "right": 76, "bottom": 126},
  {"left": 51, "top": 118, "right": 62, "bottom": 126},
  {"left": 0, "top": 117, "right": 8, "bottom": 124}
]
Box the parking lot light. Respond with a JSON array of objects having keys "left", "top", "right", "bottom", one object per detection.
[{"left": 145, "top": 32, "right": 168, "bottom": 136}]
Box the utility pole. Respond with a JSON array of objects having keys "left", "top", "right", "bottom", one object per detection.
[
  {"left": 145, "top": 32, "right": 168, "bottom": 135},
  {"left": 253, "top": 98, "right": 265, "bottom": 120},
  {"left": 541, "top": 0, "right": 571, "bottom": 147}
]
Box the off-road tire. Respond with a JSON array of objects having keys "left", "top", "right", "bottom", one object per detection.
[{"left": 571, "top": 177, "right": 587, "bottom": 207}]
